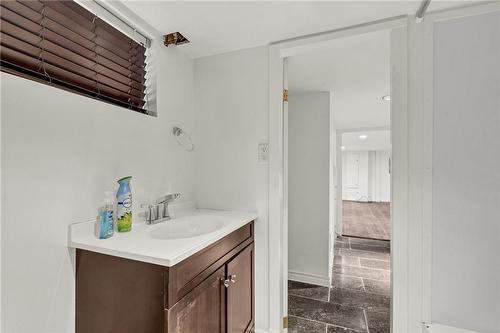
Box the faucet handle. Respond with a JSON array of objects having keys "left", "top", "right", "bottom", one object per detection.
[
  {"left": 140, "top": 203, "right": 159, "bottom": 223},
  {"left": 156, "top": 193, "right": 181, "bottom": 204}
]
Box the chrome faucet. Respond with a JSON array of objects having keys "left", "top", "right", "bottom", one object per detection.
[
  {"left": 156, "top": 193, "right": 181, "bottom": 221},
  {"left": 142, "top": 193, "right": 180, "bottom": 225}
]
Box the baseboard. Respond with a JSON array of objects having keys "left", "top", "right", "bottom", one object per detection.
[
  {"left": 423, "top": 323, "right": 483, "bottom": 333},
  {"left": 254, "top": 329, "right": 269, "bottom": 333},
  {"left": 288, "top": 270, "right": 330, "bottom": 287}
]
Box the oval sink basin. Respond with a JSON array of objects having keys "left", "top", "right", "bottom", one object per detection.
[{"left": 150, "top": 217, "right": 228, "bottom": 240}]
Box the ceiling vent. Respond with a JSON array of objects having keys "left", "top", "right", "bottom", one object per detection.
[{"left": 163, "top": 32, "right": 190, "bottom": 47}]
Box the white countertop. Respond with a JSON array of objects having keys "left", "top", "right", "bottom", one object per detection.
[{"left": 68, "top": 209, "right": 257, "bottom": 267}]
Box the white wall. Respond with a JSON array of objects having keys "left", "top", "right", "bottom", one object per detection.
[
  {"left": 287, "top": 92, "right": 330, "bottom": 286},
  {"left": 1, "top": 44, "right": 195, "bottom": 332},
  {"left": 342, "top": 150, "right": 390, "bottom": 202},
  {"left": 432, "top": 11, "right": 499, "bottom": 333},
  {"left": 194, "top": 46, "right": 269, "bottom": 330}
]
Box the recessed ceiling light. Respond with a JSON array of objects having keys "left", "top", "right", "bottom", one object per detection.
[
  {"left": 341, "top": 146, "right": 346, "bottom": 150},
  {"left": 382, "top": 95, "right": 391, "bottom": 101},
  {"left": 359, "top": 135, "right": 368, "bottom": 140}
]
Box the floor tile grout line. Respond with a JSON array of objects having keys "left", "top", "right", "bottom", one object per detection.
[
  {"left": 358, "top": 257, "right": 392, "bottom": 262},
  {"left": 363, "top": 309, "right": 370, "bottom": 333},
  {"left": 290, "top": 294, "right": 391, "bottom": 318},
  {"left": 333, "top": 263, "right": 391, "bottom": 272},
  {"left": 289, "top": 314, "right": 363, "bottom": 333},
  {"left": 333, "top": 263, "right": 390, "bottom": 271},
  {"left": 288, "top": 314, "right": 327, "bottom": 325},
  {"left": 291, "top": 283, "right": 390, "bottom": 298},
  {"left": 338, "top": 252, "right": 391, "bottom": 259},
  {"left": 332, "top": 272, "right": 390, "bottom": 282},
  {"left": 289, "top": 293, "right": 372, "bottom": 311},
  {"left": 288, "top": 314, "right": 331, "bottom": 329},
  {"left": 334, "top": 262, "right": 390, "bottom": 272},
  {"left": 334, "top": 252, "right": 390, "bottom": 262},
  {"left": 289, "top": 293, "right": 329, "bottom": 304}
]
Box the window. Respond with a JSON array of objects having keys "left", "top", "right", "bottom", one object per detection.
[{"left": 0, "top": 0, "right": 151, "bottom": 114}]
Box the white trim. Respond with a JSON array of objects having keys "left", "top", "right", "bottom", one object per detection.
[
  {"left": 75, "top": 0, "right": 153, "bottom": 47},
  {"left": 0, "top": 63, "right": 3, "bottom": 331},
  {"left": 288, "top": 271, "right": 331, "bottom": 288},
  {"left": 328, "top": 91, "right": 336, "bottom": 277},
  {"left": 423, "top": 323, "right": 484, "bottom": 333},
  {"left": 419, "top": 1, "right": 500, "bottom": 325},
  {"left": 335, "top": 129, "right": 343, "bottom": 236},
  {"left": 389, "top": 25, "right": 410, "bottom": 333},
  {"left": 268, "top": 16, "right": 407, "bottom": 333},
  {"left": 406, "top": 14, "right": 426, "bottom": 333}
]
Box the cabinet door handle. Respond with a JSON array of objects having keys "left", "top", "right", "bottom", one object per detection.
[{"left": 222, "top": 275, "right": 237, "bottom": 288}]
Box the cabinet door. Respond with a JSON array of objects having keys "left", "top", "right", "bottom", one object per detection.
[
  {"left": 166, "top": 266, "right": 225, "bottom": 333},
  {"left": 226, "top": 244, "right": 254, "bottom": 333}
]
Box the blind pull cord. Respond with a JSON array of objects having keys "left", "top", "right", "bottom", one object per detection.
[
  {"left": 38, "top": 4, "right": 52, "bottom": 83},
  {"left": 127, "top": 40, "right": 134, "bottom": 110},
  {"left": 91, "top": 15, "right": 100, "bottom": 97}
]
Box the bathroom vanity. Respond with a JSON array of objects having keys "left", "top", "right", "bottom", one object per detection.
[{"left": 69, "top": 210, "right": 256, "bottom": 333}]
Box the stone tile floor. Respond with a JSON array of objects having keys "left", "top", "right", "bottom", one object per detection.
[{"left": 288, "top": 236, "right": 391, "bottom": 333}]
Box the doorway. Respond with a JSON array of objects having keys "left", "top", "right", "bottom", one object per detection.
[
  {"left": 341, "top": 130, "right": 391, "bottom": 241},
  {"left": 285, "top": 29, "right": 392, "bottom": 332}
]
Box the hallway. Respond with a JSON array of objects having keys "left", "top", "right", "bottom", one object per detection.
[{"left": 288, "top": 236, "right": 391, "bottom": 333}]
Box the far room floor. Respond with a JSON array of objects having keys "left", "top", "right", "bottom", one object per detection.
[{"left": 342, "top": 201, "right": 390, "bottom": 240}]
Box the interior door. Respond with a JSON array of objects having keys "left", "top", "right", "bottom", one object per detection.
[
  {"left": 345, "top": 152, "right": 361, "bottom": 200},
  {"left": 226, "top": 245, "right": 254, "bottom": 333},
  {"left": 166, "top": 266, "right": 226, "bottom": 333}
]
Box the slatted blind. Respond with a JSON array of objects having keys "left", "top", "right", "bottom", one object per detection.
[{"left": 0, "top": 0, "right": 149, "bottom": 113}]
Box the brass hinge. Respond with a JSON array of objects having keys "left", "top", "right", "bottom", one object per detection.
[
  {"left": 283, "top": 316, "right": 288, "bottom": 329},
  {"left": 282, "top": 89, "right": 288, "bottom": 102}
]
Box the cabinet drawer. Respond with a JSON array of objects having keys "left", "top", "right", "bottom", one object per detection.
[{"left": 166, "top": 222, "right": 254, "bottom": 308}]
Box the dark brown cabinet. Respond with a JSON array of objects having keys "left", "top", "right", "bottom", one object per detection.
[
  {"left": 227, "top": 245, "right": 254, "bottom": 333},
  {"left": 76, "top": 222, "right": 254, "bottom": 333},
  {"left": 166, "top": 266, "right": 226, "bottom": 333}
]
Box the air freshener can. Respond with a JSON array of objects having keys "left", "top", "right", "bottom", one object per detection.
[{"left": 116, "top": 176, "right": 132, "bottom": 232}]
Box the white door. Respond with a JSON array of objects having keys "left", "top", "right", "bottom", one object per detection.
[{"left": 282, "top": 57, "right": 289, "bottom": 328}]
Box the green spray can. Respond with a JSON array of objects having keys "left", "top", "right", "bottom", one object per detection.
[{"left": 116, "top": 176, "right": 132, "bottom": 232}]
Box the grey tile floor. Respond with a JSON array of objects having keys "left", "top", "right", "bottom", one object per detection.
[{"left": 288, "top": 236, "right": 391, "bottom": 333}]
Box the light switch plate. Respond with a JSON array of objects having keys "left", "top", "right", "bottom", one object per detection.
[{"left": 258, "top": 143, "right": 269, "bottom": 163}]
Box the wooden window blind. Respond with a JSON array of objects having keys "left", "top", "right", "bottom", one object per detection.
[{"left": 0, "top": 0, "right": 150, "bottom": 113}]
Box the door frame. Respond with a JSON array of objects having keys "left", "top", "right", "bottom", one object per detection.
[
  {"left": 418, "top": 2, "right": 500, "bottom": 326},
  {"left": 268, "top": 16, "right": 408, "bottom": 333},
  {"left": 269, "top": 3, "right": 500, "bottom": 333}
]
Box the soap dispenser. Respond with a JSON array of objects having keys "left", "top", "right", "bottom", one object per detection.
[{"left": 97, "top": 191, "right": 114, "bottom": 239}]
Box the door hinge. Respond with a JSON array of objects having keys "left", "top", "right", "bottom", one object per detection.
[
  {"left": 283, "top": 316, "right": 288, "bottom": 329},
  {"left": 282, "top": 89, "right": 288, "bottom": 102}
]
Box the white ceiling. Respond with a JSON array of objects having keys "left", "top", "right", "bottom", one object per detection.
[
  {"left": 288, "top": 29, "right": 390, "bottom": 129},
  {"left": 342, "top": 130, "right": 391, "bottom": 151},
  {"left": 120, "top": 1, "right": 474, "bottom": 58}
]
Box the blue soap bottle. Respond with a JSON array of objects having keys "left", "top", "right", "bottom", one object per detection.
[{"left": 97, "top": 191, "right": 114, "bottom": 239}]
